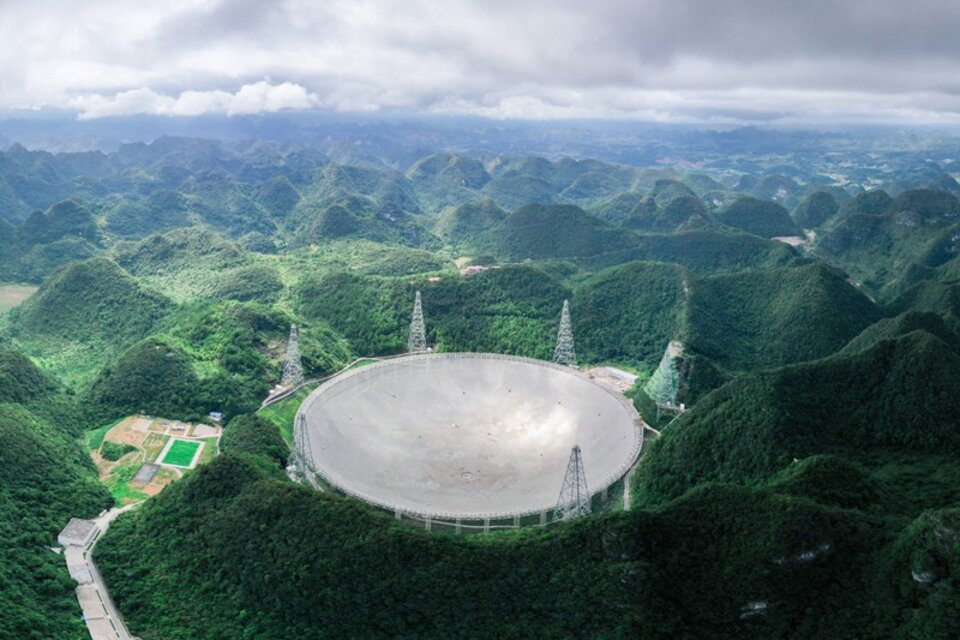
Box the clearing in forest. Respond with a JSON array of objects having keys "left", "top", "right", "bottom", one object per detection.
[
  {"left": 0, "top": 284, "right": 37, "bottom": 312},
  {"left": 86, "top": 415, "right": 222, "bottom": 503}
]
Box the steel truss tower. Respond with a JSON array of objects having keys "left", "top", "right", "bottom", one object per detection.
[
  {"left": 644, "top": 341, "right": 682, "bottom": 421},
  {"left": 553, "top": 299, "right": 577, "bottom": 366},
  {"left": 281, "top": 324, "right": 304, "bottom": 388},
  {"left": 292, "top": 412, "right": 319, "bottom": 489},
  {"left": 408, "top": 290, "right": 427, "bottom": 353},
  {"left": 554, "top": 445, "right": 591, "bottom": 521}
]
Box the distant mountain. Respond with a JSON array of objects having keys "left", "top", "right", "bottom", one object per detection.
[
  {"left": 814, "top": 190, "right": 960, "bottom": 298},
  {"left": 20, "top": 198, "right": 101, "bottom": 246},
  {"left": 838, "top": 310, "right": 959, "bottom": 355},
  {"left": 112, "top": 227, "right": 247, "bottom": 276},
  {"left": 11, "top": 257, "right": 169, "bottom": 344},
  {"left": 481, "top": 203, "right": 640, "bottom": 260},
  {"left": 792, "top": 191, "right": 838, "bottom": 228},
  {"left": 580, "top": 229, "right": 800, "bottom": 273},
  {"left": 434, "top": 200, "right": 508, "bottom": 246},
  {"left": 104, "top": 190, "right": 195, "bottom": 238},
  {"left": 747, "top": 174, "right": 803, "bottom": 209},
  {"left": 717, "top": 197, "right": 801, "bottom": 238}
]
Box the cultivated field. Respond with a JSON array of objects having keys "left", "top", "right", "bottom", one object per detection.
[
  {"left": 0, "top": 284, "right": 37, "bottom": 313},
  {"left": 87, "top": 415, "right": 222, "bottom": 504}
]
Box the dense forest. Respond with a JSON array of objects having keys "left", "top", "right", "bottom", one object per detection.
[{"left": 0, "top": 136, "right": 958, "bottom": 638}]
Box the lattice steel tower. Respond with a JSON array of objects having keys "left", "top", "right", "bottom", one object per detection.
[
  {"left": 281, "top": 324, "right": 304, "bottom": 388},
  {"left": 408, "top": 290, "right": 427, "bottom": 353},
  {"left": 644, "top": 341, "right": 682, "bottom": 421},
  {"left": 293, "top": 412, "right": 319, "bottom": 489},
  {"left": 553, "top": 299, "right": 577, "bottom": 366},
  {"left": 554, "top": 445, "right": 591, "bottom": 521}
]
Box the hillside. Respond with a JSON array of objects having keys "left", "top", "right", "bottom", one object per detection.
[
  {"left": 637, "top": 330, "right": 960, "bottom": 502},
  {"left": 433, "top": 200, "right": 508, "bottom": 246},
  {"left": 886, "top": 280, "right": 960, "bottom": 333},
  {"left": 112, "top": 227, "right": 247, "bottom": 276},
  {"left": 19, "top": 199, "right": 101, "bottom": 247},
  {"left": 815, "top": 212, "right": 960, "bottom": 298},
  {"left": 6, "top": 258, "right": 171, "bottom": 387},
  {"left": 297, "top": 266, "right": 567, "bottom": 357},
  {"left": 103, "top": 190, "right": 196, "bottom": 238},
  {"left": 3, "top": 134, "right": 960, "bottom": 640},
  {"left": 83, "top": 338, "right": 208, "bottom": 423},
  {"left": 0, "top": 398, "right": 111, "bottom": 640},
  {"left": 481, "top": 204, "right": 639, "bottom": 260},
  {"left": 11, "top": 257, "right": 169, "bottom": 343},
  {"left": 717, "top": 197, "right": 801, "bottom": 238},
  {"left": 580, "top": 229, "right": 800, "bottom": 273},
  {"left": 791, "top": 191, "right": 838, "bottom": 228},
  {"left": 572, "top": 261, "right": 688, "bottom": 367},
  {"left": 838, "top": 310, "right": 960, "bottom": 355},
  {"left": 94, "top": 444, "right": 942, "bottom": 639},
  {"left": 682, "top": 263, "right": 879, "bottom": 371},
  {"left": 111, "top": 227, "right": 253, "bottom": 300}
]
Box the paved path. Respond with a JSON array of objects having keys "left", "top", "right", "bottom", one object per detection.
[
  {"left": 623, "top": 426, "right": 661, "bottom": 511},
  {"left": 623, "top": 463, "right": 638, "bottom": 511},
  {"left": 64, "top": 503, "right": 142, "bottom": 640}
]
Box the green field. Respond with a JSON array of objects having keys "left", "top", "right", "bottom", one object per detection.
[
  {"left": 161, "top": 439, "right": 202, "bottom": 467},
  {"left": 257, "top": 384, "right": 316, "bottom": 445},
  {"left": 0, "top": 284, "right": 38, "bottom": 313}
]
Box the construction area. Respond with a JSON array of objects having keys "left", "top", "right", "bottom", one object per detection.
[
  {"left": 87, "top": 416, "right": 222, "bottom": 504},
  {"left": 295, "top": 353, "right": 642, "bottom": 529}
]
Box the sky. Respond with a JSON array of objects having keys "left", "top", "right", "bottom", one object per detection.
[{"left": 3, "top": 0, "right": 960, "bottom": 124}]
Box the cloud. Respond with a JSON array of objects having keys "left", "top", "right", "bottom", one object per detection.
[
  {"left": 4, "top": 0, "right": 960, "bottom": 123},
  {"left": 71, "top": 81, "right": 319, "bottom": 119}
]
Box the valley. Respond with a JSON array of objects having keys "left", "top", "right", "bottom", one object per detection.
[{"left": 0, "top": 131, "right": 957, "bottom": 639}]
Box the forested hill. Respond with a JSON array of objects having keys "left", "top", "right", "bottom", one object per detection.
[
  {"left": 0, "top": 136, "right": 959, "bottom": 638},
  {"left": 0, "top": 353, "right": 111, "bottom": 640}
]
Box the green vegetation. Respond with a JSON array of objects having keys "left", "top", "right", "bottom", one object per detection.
[
  {"left": 581, "top": 228, "right": 801, "bottom": 273},
  {"left": 573, "top": 261, "right": 687, "bottom": 367},
  {"left": 211, "top": 264, "right": 284, "bottom": 303},
  {"left": 161, "top": 440, "right": 201, "bottom": 467},
  {"left": 0, "top": 402, "right": 111, "bottom": 640},
  {"left": 221, "top": 414, "right": 289, "bottom": 468},
  {"left": 480, "top": 203, "right": 640, "bottom": 260},
  {"left": 103, "top": 458, "right": 151, "bottom": 504},
  {"left": 6, "top": 257, "right": 171, "bottom": 387},
  {"left": 0, "top": 283, "right": 37, "bottom": 312},
  {"left": 298, "top": 265, "right": 567, "bottom": 357},
  {"left": 718, "top": 197, "right": 801, "bottom": 238},
  {"left": 434, "top": 200, "right": 507, "bottom": 246},
  {"left": 3, "top": 138, "right": 960, "bottom": 638},
  {"left": 257, "top": 386, "right": 314, "bottom": 445},
  {"left": 101, "top": 440, "right": 138, "bottom": 462},
  {"left": 791, "top": 191, "right": 838, "bottom": 228},
  {"left": 84, "top": 338, "right": 208, "bottom": 423},
  {"left": 94, "top": 447, "right": 953, "bottom": 639},
  {"left": 683, "top": 263, "right": 879, "bottom": 371},
  {"left": 636, "top": 330, "right": 960, "bottom": 503},
  {"left": 85, "top": 420, "right": 118, "bottom": 451}
]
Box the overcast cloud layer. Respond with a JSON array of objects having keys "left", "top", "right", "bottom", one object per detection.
[{"left": 3, "top": 0, "right": 960, "bottom": 123}]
